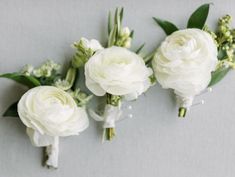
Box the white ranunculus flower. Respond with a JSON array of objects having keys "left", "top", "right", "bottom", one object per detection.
[
  {"left": 152, "top": 29, "right": 218, "bottom": 99},
  {"left": 18, "top": 86, "right": 89, "bottom": 137},
  {"left": 85, "top": 46, "right": 153, "bottom": 99}
]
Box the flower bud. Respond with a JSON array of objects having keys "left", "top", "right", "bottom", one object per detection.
[
  {"left": 123, "top": 37, "right": 131, "bottom": 48},
  {"left": 121, "top": 27, "right": 130, "bottom": 37},
  {"left": 20, "top": 64, "right": 34, "bottom": 76}
]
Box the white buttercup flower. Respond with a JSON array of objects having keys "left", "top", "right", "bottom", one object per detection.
[
  {"left": 152, "top": 29, "right": 218, "bottom": 103},
  {"left": 18, "top": 86, "right": 89, "bottom": 136},
  {"left": 85, "top": 46, "right": 152, "bottom": 100}
]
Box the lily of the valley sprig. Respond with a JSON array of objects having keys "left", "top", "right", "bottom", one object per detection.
[
  {"left": 0, "top": 60, "right": 91, "bottom": 168},
  {"left": 151, "top": 3, "right": 234, "bottom": 118}
]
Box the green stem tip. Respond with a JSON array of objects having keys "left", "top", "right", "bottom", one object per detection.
[
  {"left": 105, "top": 128, "right": 115, "bottom": 141},
  {"left": 178, "top": 107, "right": 187, "bottom": 118}
]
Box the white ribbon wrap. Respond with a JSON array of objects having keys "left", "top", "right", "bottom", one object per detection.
[
  {"left": 176, "top": 95, "right": 194, "bottom": 110},
  {"left": 89, "top": 104, "right": 122, "bottom": 128},
  {"left": 26, "top": 128, "right": 59, "bottom": 168}
]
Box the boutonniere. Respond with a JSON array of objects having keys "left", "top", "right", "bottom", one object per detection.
[
  {"left": 71, "top": 8, "right": 154, "bottom": 141},
  {"left": 151, "top": 4, "right": 235, "bottom": 117},
  {"left": 1, "top": 60, "right": 92, "bottom": 168}
]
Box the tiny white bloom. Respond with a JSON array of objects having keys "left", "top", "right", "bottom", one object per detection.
[
  {"left": 20, "top": 64, "right": 34, "bottom": 76},
  {"left": 33, "top": 60, "right": 61, "bottom": 78},
  {"left": 80, "top": 37, "right": 103, "bottom": 52},
  {"left": 54, "top": 79, "right": 70, "bottom": 90},
  {"left": 121, "top": 27, "right": 130, "bottom": 37}
]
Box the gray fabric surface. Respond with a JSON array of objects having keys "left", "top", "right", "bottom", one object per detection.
[{"left": 0, "top": 0, "right": 235, "bottom": 176}]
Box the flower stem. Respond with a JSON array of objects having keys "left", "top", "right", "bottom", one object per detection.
[
  {"left": 178, "top": 107, "right": 187, "bottom": 118},
  {"left": 105, "top": 127, "right": 116, "bottom": 141},
  {"left": 105, "top": 93, "right": 121, "bottom": 141}
]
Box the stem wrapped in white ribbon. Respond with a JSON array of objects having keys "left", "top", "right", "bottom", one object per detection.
[
  {"left": 26, "top": 128, "right": 59, "bottom": 168},
  {"left": 176, "top": 95, "right": 194, "bottom": 109},
  {"left": 89, "top": 104, "right": 122, "bottom": 141},
  {"left": 176, "top": 95, "right": 194, "bottom": 118},
  {"left": 17, "top": 86, "right": 89, "bottom": 168},
  {"left": 103, "top": 105, "right": 122, "bottom": 128}
]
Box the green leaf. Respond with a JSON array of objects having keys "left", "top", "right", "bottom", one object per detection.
[
  {"left": 3, "top": 102, "right": 19, "bottom": 117},
  {"left": 0, "top": 73, "right": 40, "bottom": 88},
  {"left": 187, "top": 3, "right": 210, "bottom": 29},
  {"left": 120, "top": 7, "right": 124, "bottom": 23},
  {"left": 108, "top": 24, "right": 117, "bottom": 47},
  {"left": 135, "top": 43, "right": 145, "bottom": 54},
  {"left": 114, "top": 8, "right": 121, "bottom": 34},
  {"left": 108, "top": 11, "right": 112, "bottom": 35},
  {"left": 217, "top": 48, "right": 226, "bottom": 60},
  {"left": 153, "top": 17, "right": 179, "bottom": 35},
  {"left": 114, "top": 8, "right": 118, "bottom": 24},
  {"left": 65, "top": 67, "right": 77, "bottom": 90},
  {"left": 208, "top": 66, "right": 230, "bottom": 86},
  {"left": 144, "top": 51, "right": 155, "bottom": 64},
  {"left": 130, "top": 30, "right": 134, "bottom": 38}
]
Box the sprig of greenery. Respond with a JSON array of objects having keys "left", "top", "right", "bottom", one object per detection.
[
  {"left": 0, "top": 73, "right": 40, "bottom": 88},
  {"left": 108, "top": 7, "right": 132, "bottom": 48},
  {"left": 71, "top": 40, "right": 94, "bottom": 68},
  {"left": 206, "top": 15, "right": 235, "bottom": 86},
  {"left": 153, "top": 17, "right": 178, "bottom": 35},
  {"left": 187, "top": 3, "right": 211, "bottom": 29},
  {"left": 3, "top": 102, "right": 19, "bottom": 117},
  {"left": 153, "top": 3, "right": 211, "bottom": 35}
]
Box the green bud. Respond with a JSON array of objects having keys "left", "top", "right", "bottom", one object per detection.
[{"left": 123, "top": 37, "right": 131, "bottom": 48}]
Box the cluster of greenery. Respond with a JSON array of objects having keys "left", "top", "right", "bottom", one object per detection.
[{"left": 0, "top": 60, "right": 92, "bottom": 117}]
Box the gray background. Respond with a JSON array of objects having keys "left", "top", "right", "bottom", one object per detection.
[{"left": 0, "top": 0, "right": 235, "bottom": 177}]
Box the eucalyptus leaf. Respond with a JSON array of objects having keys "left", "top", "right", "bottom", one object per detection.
[
  {"left": 0, "top": 73, "right": 40, "bottom": 88},
  {"left": 209, "top": 66, "right": 230, "bottom": 86},
  {"left": 187, "top": 3, "right": 210, "bottom": 29},
  {"left": 3, "top": 101, "right": 19, "bottom": 117},
  {"left": 153, "top": 17, "right": 179, "bottom": 35}
]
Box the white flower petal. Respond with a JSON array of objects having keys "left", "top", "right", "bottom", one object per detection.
[
  {"left": 85, "top": 46, "right": 152, "bottom": 97},
  {"left": 152, "top": 29, "right": 218, "bottom": 98},
  {"left": 18, "top": 86, "right": 89, "bottom": 137}
]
